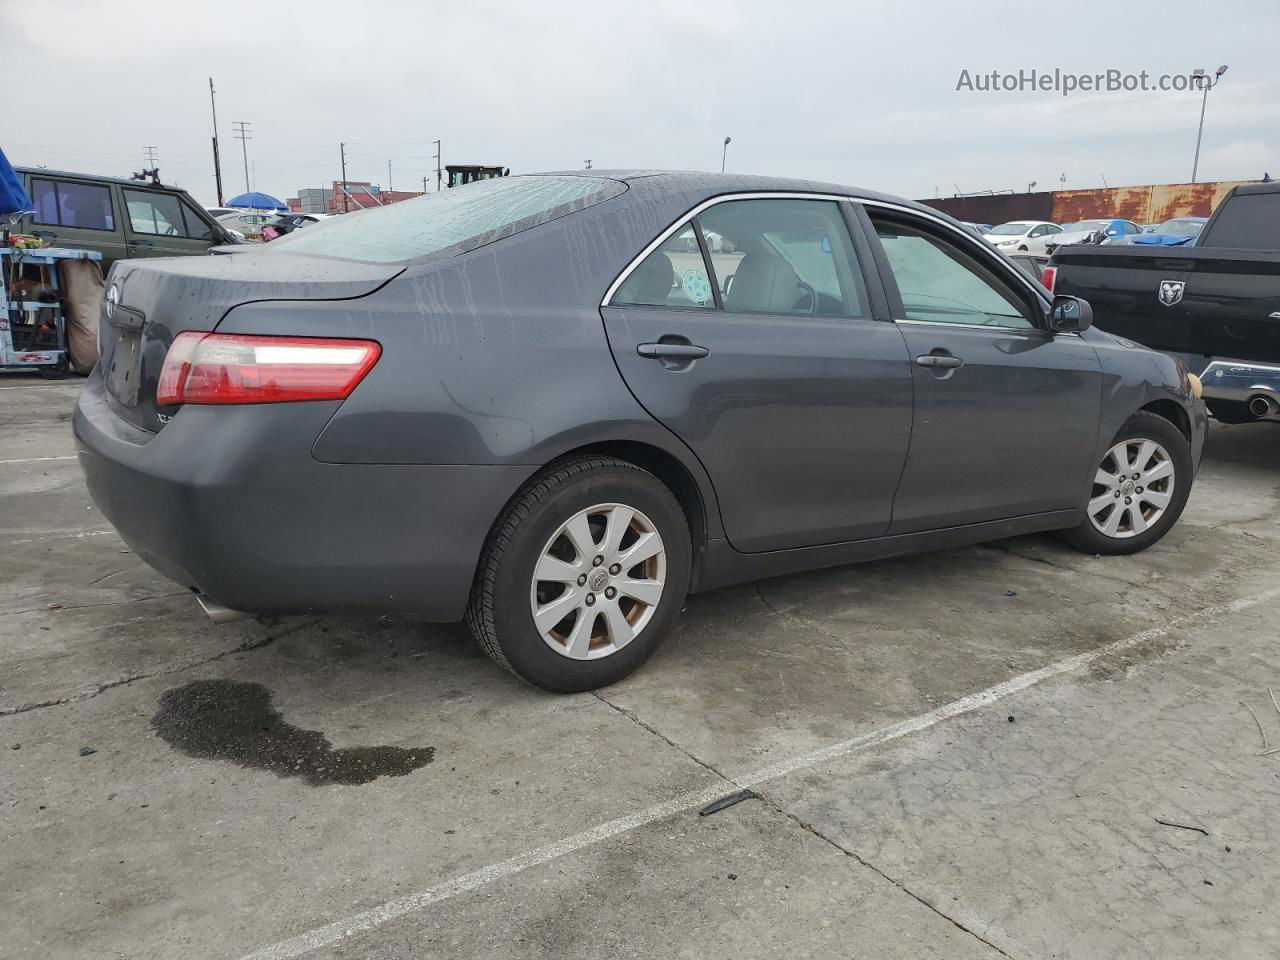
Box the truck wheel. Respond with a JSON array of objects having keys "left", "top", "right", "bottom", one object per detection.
[
  {"left": 1062, "top": 411, "right": 1192, "bottom": 556},
  {"left": 466, "top": 456, "right": 691, "bottom": 693}
]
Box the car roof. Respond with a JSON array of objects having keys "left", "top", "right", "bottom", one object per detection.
[
  {"left": 15, "top": 166, "right": 186, "bottom": 192},
  {"left": 531, "top": 169, "right": 936, "bottom": 211}
]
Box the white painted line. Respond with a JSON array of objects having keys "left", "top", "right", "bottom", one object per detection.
[
  {"left": 0, "top": 455, "right": 77, "bottom": 464},
  {"left": 241, "top": 585, "right": 1280, "bottom": 960},
  {"left": 2, "top": 529, "right": 114, "bottom": 545}
]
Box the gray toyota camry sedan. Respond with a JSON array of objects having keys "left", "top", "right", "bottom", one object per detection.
[{"left": 75, "top": 171, "right": 1207, "bottom": 691}]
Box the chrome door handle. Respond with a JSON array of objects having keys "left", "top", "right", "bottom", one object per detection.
[
  {"left": 915, "top": 354, "right": 964, "bottom": 369},
  {"left": 637, "top": 342, "right": 710, "bottom": 360}
]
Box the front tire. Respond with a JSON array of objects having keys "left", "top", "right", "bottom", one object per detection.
[
  {"left": 466, "top": 456, "right": 691, "bottom": 692},
  {"left": 1062, "top": 411, "right": 1192, "bottom": 555}
]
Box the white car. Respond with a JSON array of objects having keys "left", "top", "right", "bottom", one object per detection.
[
  {"left": 215, "top": 211, "right": 279, "bottom": 239},
  {"left": 984, "top": 221, "right": 1062, "bottom": 255}
]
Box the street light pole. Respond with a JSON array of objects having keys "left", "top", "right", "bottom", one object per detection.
[
  {"left": 1191, "top": 65, "right": 1228, "bottom": 184},
  {"left": 721, "top": 136, "right": 731, "bottom": 173}
]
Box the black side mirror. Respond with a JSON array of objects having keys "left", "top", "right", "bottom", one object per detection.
[{"left": 1049, "top": 295, "right": 1093, "bottom": 333}]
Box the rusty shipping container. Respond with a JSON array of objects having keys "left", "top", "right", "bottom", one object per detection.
[{"left": 921, "top": 179, "right": 1260, "bottom": 226}]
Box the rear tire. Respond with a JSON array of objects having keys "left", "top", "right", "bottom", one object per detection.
[
  {"left": 466, "top": 456, "right": 691, "bottom": 692},
  {"left": 1062, "top": 411, "right": 1192, "bottom": 556}
]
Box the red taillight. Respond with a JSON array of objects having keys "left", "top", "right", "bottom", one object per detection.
[
  {"left": 156, "top": 333, "right": 381, "bottom": 406},
  {"left": 1041, "top": 265, "right": 1057, "bottom": 293}
]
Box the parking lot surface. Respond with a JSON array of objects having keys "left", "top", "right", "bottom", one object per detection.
[{"left": 3, "top": 376, "right": 1279, "bottom": 959}]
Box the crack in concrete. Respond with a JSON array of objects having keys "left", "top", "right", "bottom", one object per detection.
[
  {"left": 756, "top": 794, "right": 1019, "bottom": 959},
  {"left": 0, "top": 624, "right": 309, "bottom": 719},
  {"left": 752, "top": 581, "right": 851, "bottom": 647},
  {"left": 7, "top": 590, "right": 191, "bottom": 617},
  {"left": 590, "top": 690, "right": 736, "bottom": 785},
  {"left": 594, "top": 684, "right": 1019, "bottom": 958}
]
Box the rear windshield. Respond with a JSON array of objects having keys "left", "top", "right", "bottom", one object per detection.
[
  {"left": 987, "top": 223, "right": 1029, "bottom": 236},
  {"left": 266, "top": 175, "right": 625, "bottom": 263}
]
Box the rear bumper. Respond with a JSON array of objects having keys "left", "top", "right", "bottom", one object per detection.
[
  {"left": 1199, "top": 359, "right": 1280, "bottom": 420},
  {"left": 73, "top": 370, "right": 535, "bottom": 620}
]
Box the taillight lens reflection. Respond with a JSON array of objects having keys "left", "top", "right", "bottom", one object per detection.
[{"left": 156, "top": 333, "right": 381, "bottom": 406}]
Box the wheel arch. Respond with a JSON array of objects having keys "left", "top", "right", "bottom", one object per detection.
[
  {"left": 550, "top": 439, "right": 712, "bottom": 559},
  {"left": 468, "top": 438, "right": 719, "bottom": 601},
  {"left": 1138, "top": 398, "right": 1191, "bottom": 442}
]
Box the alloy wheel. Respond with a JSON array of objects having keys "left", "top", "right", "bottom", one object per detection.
[
  {"left": 529, "top": 503, "right": 666, "bottom": 660},
  {"left": 1087, "top": 438, "right": 1176, "bottom": 539}
]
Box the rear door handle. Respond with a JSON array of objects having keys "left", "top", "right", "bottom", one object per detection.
[
  {"left": 31, "top": 229, "right": 57, "bottom": 239},
  {"left": 915, "top": 354, "right": 964, "bottom": 368},
  {"left": 129, "top": 238, "right": 154, "bottom": 248},
  {"left": 637, "top": 342, "right": 710, "bottom": 360}
]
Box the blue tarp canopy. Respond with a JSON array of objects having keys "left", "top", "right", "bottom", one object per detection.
[
  {"left": 0, "top": 147, "right": 33, "bottom": 217},
  {"left": 226, "top": 191, "right": 287, "bottom": 211}
]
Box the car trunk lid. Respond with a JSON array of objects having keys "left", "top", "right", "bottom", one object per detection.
[{"left": 100, "top": 253, "right": 401, "bottom": 433}]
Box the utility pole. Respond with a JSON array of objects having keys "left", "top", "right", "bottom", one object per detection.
[
  {"left": 387, "top": 160, "right": 393, "bottom": 193},
  {"left": 422, "top": 176, "right": 428, "bottom": 194},
  {"left": 208, "top": 78, "right": 224, "bottom": 206},
  {"left": 340, "top": 142, "right": 349, "bottom": 213},
  {"left": 144, "top": 146, "right": 158, "bottom": 167},
  {"left": 721, "top": 136, "right": 731, "bottom": 173},
  {"left": 584, "top": 159, "right": 592, "bottom": 170},
  {"left": 433, "top": 139, "right": 442, "bottom": 191},
  {"left": 1191, "top": 65, "right": 1228, "bottom": 184},
  {"left": 232, "top": 121, "right": 252, "bottom": 194}
]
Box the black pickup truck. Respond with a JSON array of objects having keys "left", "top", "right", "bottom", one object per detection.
[{"left": 1049, "top": 181, "right": 1280, "bottom": 423}]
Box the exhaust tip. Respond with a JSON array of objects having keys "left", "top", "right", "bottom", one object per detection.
[
  {"left": 196, "top": 594, "right": 253, "bottom": 624},
  {"left": 1247, "top": 395, "right": 1277, "bottom": 419}
]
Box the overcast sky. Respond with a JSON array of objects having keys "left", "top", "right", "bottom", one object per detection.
[{"left": 3, "top": 0, "right": 1276, "bottom": 205}]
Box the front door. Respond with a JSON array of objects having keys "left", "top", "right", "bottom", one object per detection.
[
  {"left": 602, "top": 196, "right": 913, "bottom": 553},
  {"left": 863, "top": 208, "right": 1103, "bottom": 535},
  {"left": 121, "top": 188, "right": 218, "bottom": 260}
]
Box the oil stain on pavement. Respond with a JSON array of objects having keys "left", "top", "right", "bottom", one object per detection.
[{"left": 152, "top": 679, "right": 434, "bottom": 786}]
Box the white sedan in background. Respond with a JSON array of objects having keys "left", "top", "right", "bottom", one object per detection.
[{"left": 984, "top": 220, "right": 1062, "bottom": 255}]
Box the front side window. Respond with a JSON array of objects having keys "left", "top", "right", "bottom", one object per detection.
[
  {"left": 872, "top": 216, "right": 1036, "bottom": 329},
  {"left": 699, "top": 198, "right": 865, "bottom": 318},
  {"left": 181, "top": 201, "right": 214, "bottom": 240},
  {"left": 30, "top": 179, "right": 114, "bottom": 230},
  {"left": 612, "top": 222, "right": 714, "bottom": 309},
  {"left": 124, "top": 190, "right": 184, "bottom": 236},
  {"left": 269, "top": 175, "right": 625, "bottom": 263}
]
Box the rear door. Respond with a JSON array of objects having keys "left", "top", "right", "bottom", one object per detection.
[
  {"left": 861, "top": 205, "right": 1103, "bottom": 534},
  {"left": 121, "top": 188, "right": 217, "bottom": 259},
  {"left": 25, "top": 175, "right": 128, "bottom": 270},
  {"left": 601, "top": 195, "right": 914, "bottom": 553}
]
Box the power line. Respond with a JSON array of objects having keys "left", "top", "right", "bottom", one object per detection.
[{"left": 232, "top": 121, "right": 252, "bottom": 195}]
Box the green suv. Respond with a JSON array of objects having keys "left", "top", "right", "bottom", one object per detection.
[{"left": 13, "top": 168, "right": 237, "bottom": 274}]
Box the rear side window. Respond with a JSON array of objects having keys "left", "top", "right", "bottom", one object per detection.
[
  {"left": 1205, "top": 193, "right": 1280, "bottom": 250},
  {"left": 267, "top": 176, "right": 625, "bottom": 263},
  {"left": 30, "top": 179, "right": 115, "bottom": 231},
  {"left": 701, "top": 198, "right": 866, "bottom": 318},
  {"left": 613, "top": 222, "right": 715, "bottom": 309}
]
